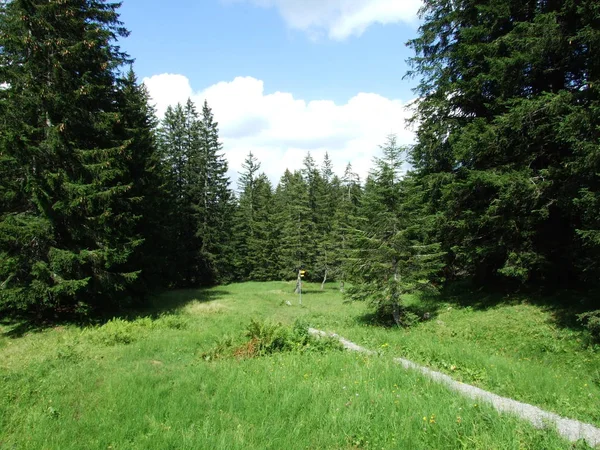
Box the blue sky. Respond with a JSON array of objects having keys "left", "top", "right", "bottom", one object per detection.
[{"left": 117, "top": 0, "right": 423, "bottom": 183}]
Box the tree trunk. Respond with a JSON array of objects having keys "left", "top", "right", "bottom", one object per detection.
[
  {"left": 321, "top": 268, "right": 327, "bottom": 290},
  {"left": 392, "top": 302, "right": 401, "bottom": 327},
  {"left": 294, "top": 273, "right": 301, "bottom": 294},
  {"left": 392, "top": 258, "right": 401, "bottom": 326}
]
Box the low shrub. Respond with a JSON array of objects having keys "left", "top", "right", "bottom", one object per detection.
[
  {"left": 578, "top": 310, "right": 600, "bottom": 344},
  {"left": 91, "top": 318, "right": 139, "bottom": 345},
  {"left": 201, "top": 318, "right": 342, "bottom": 361},
  {"left": 371, "top": 303, "right": 422, "bottom": 328},
  {"left": 201, "top": 335, "right": 235, "bottom": 361},
  {"left": 155, "top": 314, "right": 189, "bottom": 330},
  {"left": 87, "top": 314, "right": 191, "bottom": 346}
]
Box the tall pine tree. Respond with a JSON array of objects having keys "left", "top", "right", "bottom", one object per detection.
[
  {"left": 314, "top": 152, "right": 341, "bottom": 288},
  {"left": 157, "top": 102, "right": 202, "bottom": 285},
  {"left": 246, "top": 174, "right": 277, "bottom": 281},
  {"left": 116, "top": 69, "right": 169, "bottom": 294},
  {"left": 233, "top": 151, "right": 262, "bottom": 279},
  {"left": 334, "top": 162, "right": 362, "bottom": 290},
  {"left": 196, "top": 100, "right": 234, "bottom": 283},
  {"left": 346, "top": 136, "right": 444, "bottom": 325},
  {"left": 273, "top": 169, "right": 311, "bottom": 279},
  {"left": 407, "top": 0, "right": 600, "bottom": 289},
  {"left": 0, "top": 0, "right": 142, "bottom": 314}
]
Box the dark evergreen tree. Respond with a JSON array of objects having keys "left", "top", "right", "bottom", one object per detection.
[
  {"left": 116, "top": 69, "right": 170, "bottom": 294},
  {"left": 196, "top": 100, "right": 234, "bottom": 283},
  {"left": 298, "top": 152, "right": 321, "bottom": 279},
  {"left": 246, "top": 174, "right": 277, "bottom": 281},
  {"left": 314, "top": 152, "right": 341, "bottom": 288},
  {"left": 407, "top": 0, "right": 600, "bottom": 289},
  {"left": 346, "top": 136, "right": 444, "bottom": 325},
  {"left": 159, "top": 104, "right": 186, "bottom": 204},
  {"left": 321, "top": 152, "right": 335, "bottom": 184},
  {"left": 0, "top": 0, "right": 141, "bottom": 314},
  {"left": 340, "top": 163, "right": 362, "bottom": 212},
  {"left": 334, "top": 162, "right": 363, "bottom": 291},
  {"left": 157, "top": 99, "right": 234, "bottom": 286},
  {"left": 273, "top": 169, "right": 311, "bottom": 280},
  {"left": 181, "top": 98, "right": 208, "bottom": 284},
  {"left": 233, "top": 151, "right": 262, "bottom": 279},
  {"left": 157, "top": 102, "right": 201, "bottom": 285}
]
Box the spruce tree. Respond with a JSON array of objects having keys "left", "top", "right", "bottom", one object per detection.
[
  {"left": 314, "top": 153, "right": 340, "bottom": 288},
  {"left": 346, "top": 136, "right": 444, "bottom": 325},
  {"left": 233, "top": 151, "right": 262, "bottom": 279},
  {"left": 157, "top": 99, "right": 234, "bottom": 285},
  {"left": 246, "top": 174, "right": 277, "bottom": 280},
  {"left": 0, "top": 0, "right": 141, "bottom": 314},
  {"left": 116, "top": 69, "right": 170, "bottom": 293},
  {"left": 181, "top": 98, "right": 207, "bottom": 284},
  {"left": 299, "top": 153, "right": 320, "bottom": 277},
  {"left": 321, "top": 152, "right": 334, "bottom": 184},
  {"left": 159, "top": 104, "right": 187, "bottom": 203},
  {"left": 273, "top": 170, "right": 311, "bottom": 280},
  {"left": 196, "top": 100, "right": 234, "bottom": 283},
  {"left": 407, "top": 0, "right": 600, "bottom": 288},
  {"left": 334, "top": 163, "right": 362, "bottom": 291},
  {"left": 157, "top": 102, "right": 202, "bottom": 285}
]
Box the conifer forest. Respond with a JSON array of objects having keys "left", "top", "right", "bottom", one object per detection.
[
  {"left": 2, "top": 2, "right": 600, "bottom": 449},
  {"left": 2, "top": 0, "right": 599, "bottom": 323}
]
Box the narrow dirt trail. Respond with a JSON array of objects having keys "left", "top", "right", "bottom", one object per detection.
[{"left": 309, "top": 328, "right": 600, "bottom": 448}]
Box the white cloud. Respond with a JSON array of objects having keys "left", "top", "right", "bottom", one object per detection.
[
  {"left": 225, "top": 0, "right": 422, "bottom": 40},
  {"left": 142, "top": 74, "right": 193, "bottom": 117},
  {"left": 143, "top": 74, "right": 415, "bottom": 186}
]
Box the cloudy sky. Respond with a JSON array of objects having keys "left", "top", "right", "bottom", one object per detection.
[{"left": 118, "top": 0, "right": 423, "bottom": 185}]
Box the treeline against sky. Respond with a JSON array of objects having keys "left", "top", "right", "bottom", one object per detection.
[{"left": 1, "top": 0, "right": 599, "bottom": 319}]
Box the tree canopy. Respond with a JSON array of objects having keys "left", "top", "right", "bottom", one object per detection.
[{"left": 2, "top": 0, "right": 599, "bottom": 322}]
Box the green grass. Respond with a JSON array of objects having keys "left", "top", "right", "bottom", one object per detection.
[{"left": 0, "top": 281, "right": 598, "bottom": 449}]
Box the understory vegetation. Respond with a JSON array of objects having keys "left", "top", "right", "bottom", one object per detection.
[
  {"left": 1, "top": 0, "right": 599, "bottom": 447},
  {"left": 1, "top": 0, "right": 599, "bottom": 328},
  {"left": 0, "top": 282, "right": 598, "bottom": 449}
]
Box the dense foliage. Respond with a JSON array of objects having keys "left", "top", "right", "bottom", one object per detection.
[
  {"left": 345, "top": 137, "right": 445, "bottom": 324},
  {"left": 406, "top": 0, "right": 600, "bottom": 293},
  {"left": 0, "top": 0, "right": 143, "bottom": 314},
  {"left": 2, "top": 0, "right": 599, "bottom": 321}
]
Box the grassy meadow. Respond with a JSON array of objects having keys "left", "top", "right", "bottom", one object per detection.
[{"left": 0, "top": 281, "right": 598, "bottom": 449}]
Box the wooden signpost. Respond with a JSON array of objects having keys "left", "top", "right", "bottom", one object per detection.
[{"left": 296, "top": 268, "right": 306, "bottom": 305}]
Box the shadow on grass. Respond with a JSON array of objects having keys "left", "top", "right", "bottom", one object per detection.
[
  {"left": 1, "top": 287, "right": 229, "bottom": 339},
  {"left": 353, "top": 295, "right": 442, "bottom": 328},
  {"left": 131, "top": 288, "right": 230, "bottom": 318},
  {"left": 429, "top": 282, "right": 595, "bottom": 332},
  {"left": 351, "top": 282, "right": 596, "bottom": 332},
  {"left": 297, "top": 289, "right": 332, "bottom": 295},
  {"left": 0, "top": 318, "right": 63, "bottom": 339}
]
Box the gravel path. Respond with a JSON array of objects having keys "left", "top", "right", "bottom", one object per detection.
[{"left": 309, "top": 328, "right": 600, "bottom": 448}]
